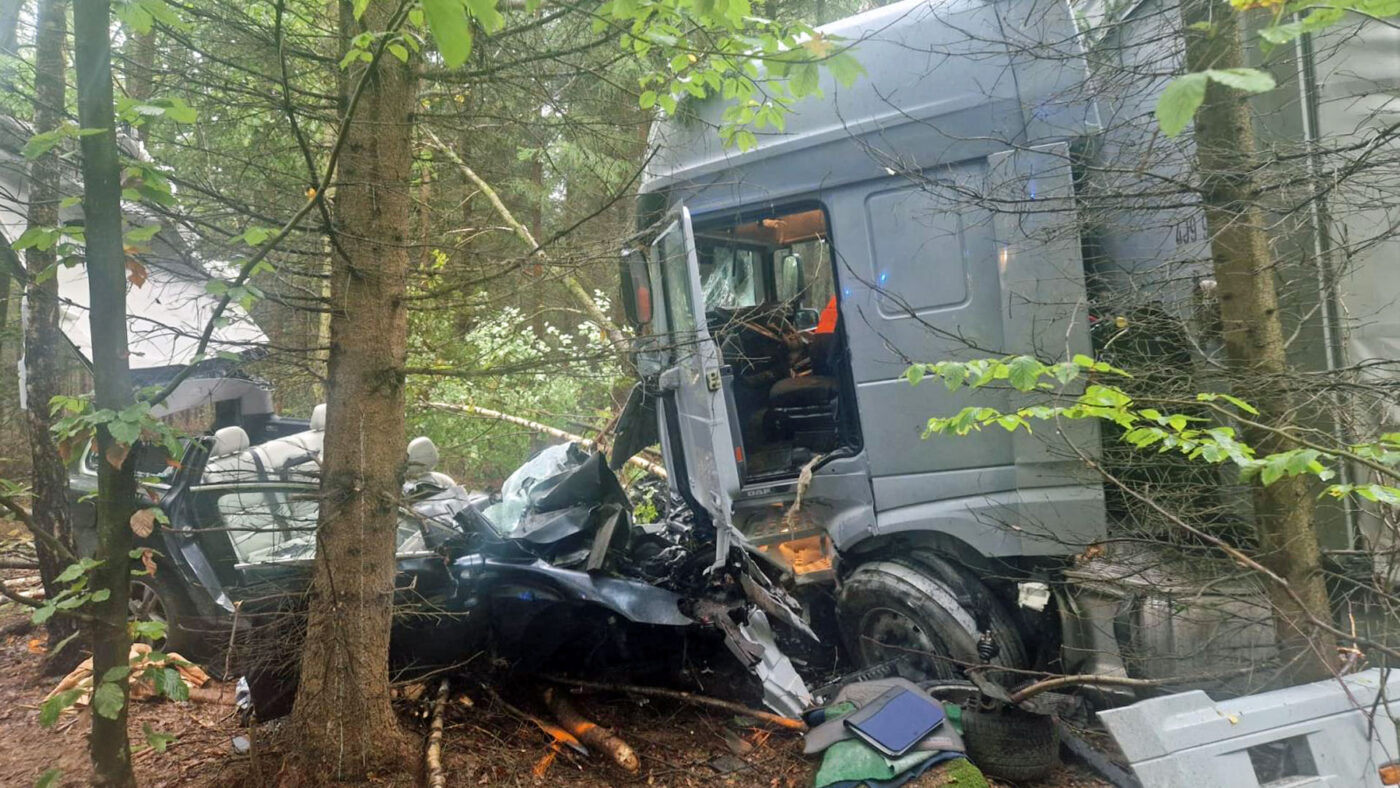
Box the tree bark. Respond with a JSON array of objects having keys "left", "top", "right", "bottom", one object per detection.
[
  {"left": 24, "top": 0, "right": 80, "bottom": 670},
  {"left": 289, "top": 0, "right": 417, "bottom": 774},
  {"left": 0, "top": 0, "right": 22, "bottom": 56},
  {"left": 124, "top": 29, "right": 156, "bottom": 144},
  {"left": 1180, "top": 0, "right": 1337, "bottom": 681},
  {"left": 73, "top": 0, "right": 138, "bottom": 784}
]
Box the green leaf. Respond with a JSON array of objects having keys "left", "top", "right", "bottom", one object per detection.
[
  {"left": 1006, "top": 356, "right": 1042, "bottom": 392},
  {"left": 125, "top": 224, "right": 162, "bottom": 242},
  {"left": 102, "top": 665, "right": 132, "bottom": 684},
  {"left": 131, "top": 620, "right": 167, "bottom": 641},
  {"left": 423, "top": 0, "right": 473, "bottom": 67},
  {"left": 353, "top": 0, "right": 369, "bottom": 19},
  {"left": 826, "top": 52, "right": 864, "bottom": 87},
  {"left": 940, "top": 362, "right": 968, "bottom": 390},
  {"left": 790, "top": 62, "right": 819, "bottom": 97},
  {"left": 639, "top": 90, "right": 657, "bottom": 109},
  {"left": 464, "top": 0, "right": 504, "bottom": 33},
  {"left": 22, "top": 128, "right": 66, "bottom": 160},
  {"left": 115, "top": 1, "right": 154, "bottom": 33},
  {"left": 1156, "top": 72, "right": 1207, "bottom": 137},
  {"left": 93, "top": 681, "right": 126, "bottom": 720},
  {"left": 12, "top": 226, "right": 59, "bottom": 252},
  {"left": 142, "top": 723, "right": 178, "bottom": 753},
  {"left": 155, "top": 667, "right": 189, "bottom": 701},
  {"left": 107, "top": 418, "right": 142, "bottom": 445},
  {"left": 387, "top": 42, "right": 409, "bottom": 62},
  {"left": 54, "top": 561, "right": 87, "bottom": 583},
  {"left": 904, "top": 364, "right": 925, "bottom": 386},
  {"left": 39, "top": 689, "right": 83, "bottom": 727},
  {"left": 161, "top": 97, "right": 198, "bottom": 124},
  {"left": 242, "top": 226, "right": 272, "bottom": 245},
  {"left": 35, "top": 767, "right": 63, "bottom": 788},
  {"left": 1204, "top": 68, "right": 1275, "bottom": 94},
  {"left": 31, "top": 604, "right": 55, "bottom": 625}
]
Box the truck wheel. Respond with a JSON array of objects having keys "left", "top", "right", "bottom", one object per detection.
[
  {"left": 837, "top": 555, "right": 1026, "bottom": 680},
  {"left": 130, "top": 571, "right": 200, "bottom": 657}
]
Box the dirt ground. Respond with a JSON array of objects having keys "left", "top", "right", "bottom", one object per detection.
[{"left": 0, "top": 602, "right": 1113, "bottom": 787}]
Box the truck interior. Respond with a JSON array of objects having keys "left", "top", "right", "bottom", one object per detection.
[{"left": 690, "top": 206, "right": 860, "bottom": 482}]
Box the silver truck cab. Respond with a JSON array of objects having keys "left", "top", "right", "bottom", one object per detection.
[{"left": 617, "top": 0, "right": 1152, "bottom": 679}]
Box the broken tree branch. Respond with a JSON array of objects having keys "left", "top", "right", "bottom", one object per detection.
[
  {"left": 420, "top": 125, "right": 628, "bottom": 352},
  {"left": 425, "top": 401, "right": 667, "bottom": 478},
  {"left": 541, "top": 676, "right": 807, "bottom": 732},
  {"left": 541, "top": 686, "right": 640, "bottom": 773},
  {"left": 483, "top": 685, "right": 589, "bottom": 756},
  {"left": 427, "top": 678, "right": 449, "bottom": 788}
]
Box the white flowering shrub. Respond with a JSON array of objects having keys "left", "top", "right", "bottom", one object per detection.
[{"left": 407, "top": 293, "right": 626, "bottom": 488}]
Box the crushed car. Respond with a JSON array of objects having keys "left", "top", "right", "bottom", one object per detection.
[{"left": 128, "top": 414, "right": 820, "bottom": 720}]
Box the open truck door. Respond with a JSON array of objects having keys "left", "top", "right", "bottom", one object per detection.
[{"left": 649, "top": 208, "right": 743, "bottom": 569}]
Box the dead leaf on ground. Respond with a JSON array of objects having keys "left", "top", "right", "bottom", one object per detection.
[
  {"left": 130, "top": 509, "right": 156, "bottom": 539},
  {"left": 27, "top": 638, "right": 45, "bottom": 655}
]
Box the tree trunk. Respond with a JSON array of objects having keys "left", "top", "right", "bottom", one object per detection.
[
  {"left": 289, "top": 0, "right": 417, "bottom": 774},
  {"left": 124, "top": 29, "right": 157, "bottom": 144},
  {"left": 24, "top": 0, "right": 80, "bottom": 670},
  {"left": 0, "top": 0, "right": 22, "bottom": 56},
  {"left": 74, "top": 0, "right": 138, "bottom": 785},
  {"left": 1179, "top": 0, "right": 1337, "bottom": 681}
]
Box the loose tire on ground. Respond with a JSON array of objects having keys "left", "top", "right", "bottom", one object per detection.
[{"left": 962, "top": 705, "right": 1059, "bottom": 782}]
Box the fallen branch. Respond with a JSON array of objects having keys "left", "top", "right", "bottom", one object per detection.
[
  {"left": 541, "top": 676, "right": 807, "bottom": 732},
  {"left": 185, "top": 685, "right": 235, "bottom": 705},
  {"left": 420, "top": 126, "right": 627, "bottom": 352},
  {"left": 1004, "top": 661, "right": 1268, "bottom": 705},
  {"left": 426, "top": 401, "right": 667, "bottom": 479},
  {"left": 542, "top": 686, "right": 640, "bottom": 773},
  {"left": 483, "top": 685, "right": 589, "bottom": 756},
  {"left": 427, "top": 678, "right": 450, "bottom": 788}
]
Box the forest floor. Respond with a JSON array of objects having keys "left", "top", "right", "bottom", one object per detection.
[{"left": 0, "top": 595, "right": 1112, "bottom": 787}]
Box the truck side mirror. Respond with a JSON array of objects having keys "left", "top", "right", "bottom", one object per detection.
[
  {"left": 777, "top": 253, "right": 804, "bottom": 302},
  {"left": 619, "top": 248, "right": 652, "bottom": 327}
]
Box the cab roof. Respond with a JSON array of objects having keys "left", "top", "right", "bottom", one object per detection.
[{"left": 641, "top": 0, "right": 1098, "bottom": 213}]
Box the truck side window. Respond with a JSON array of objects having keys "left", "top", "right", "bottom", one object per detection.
[{"left": 655, "top": 220, "right": 697, "bottom": 337}]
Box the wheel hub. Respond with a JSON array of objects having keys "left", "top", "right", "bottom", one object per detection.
[{"left": 859, "top": 605, "right": 947, "bottom": 678}]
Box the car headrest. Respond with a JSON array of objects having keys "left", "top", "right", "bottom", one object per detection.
[
  {"left": 405, "top": 436, "right": 439, "bottom": 477},
  {"left": 210, "top": 426, "right": 250, "bottom": 458},
  {"left": 310, "top": 403, "right": 326, "bottom": 431}
]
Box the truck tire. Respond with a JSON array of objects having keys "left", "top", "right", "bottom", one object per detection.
[
  {"left": 837, "top": 554, "right": 1027, "bottom": 680},
  {"left": 130, "top": 570, "right": 201, "bottom": 657},
  {"left": 962, "top": 705, "right": 1059, "bottom": 782}
]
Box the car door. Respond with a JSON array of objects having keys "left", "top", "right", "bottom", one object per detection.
[{"left": 651, "top": 208, "right": 742, "bottom": 567}]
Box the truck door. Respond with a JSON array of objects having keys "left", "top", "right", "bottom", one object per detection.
[{"left": 651, "top": 208, "right": 742, "bottom": 566}]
